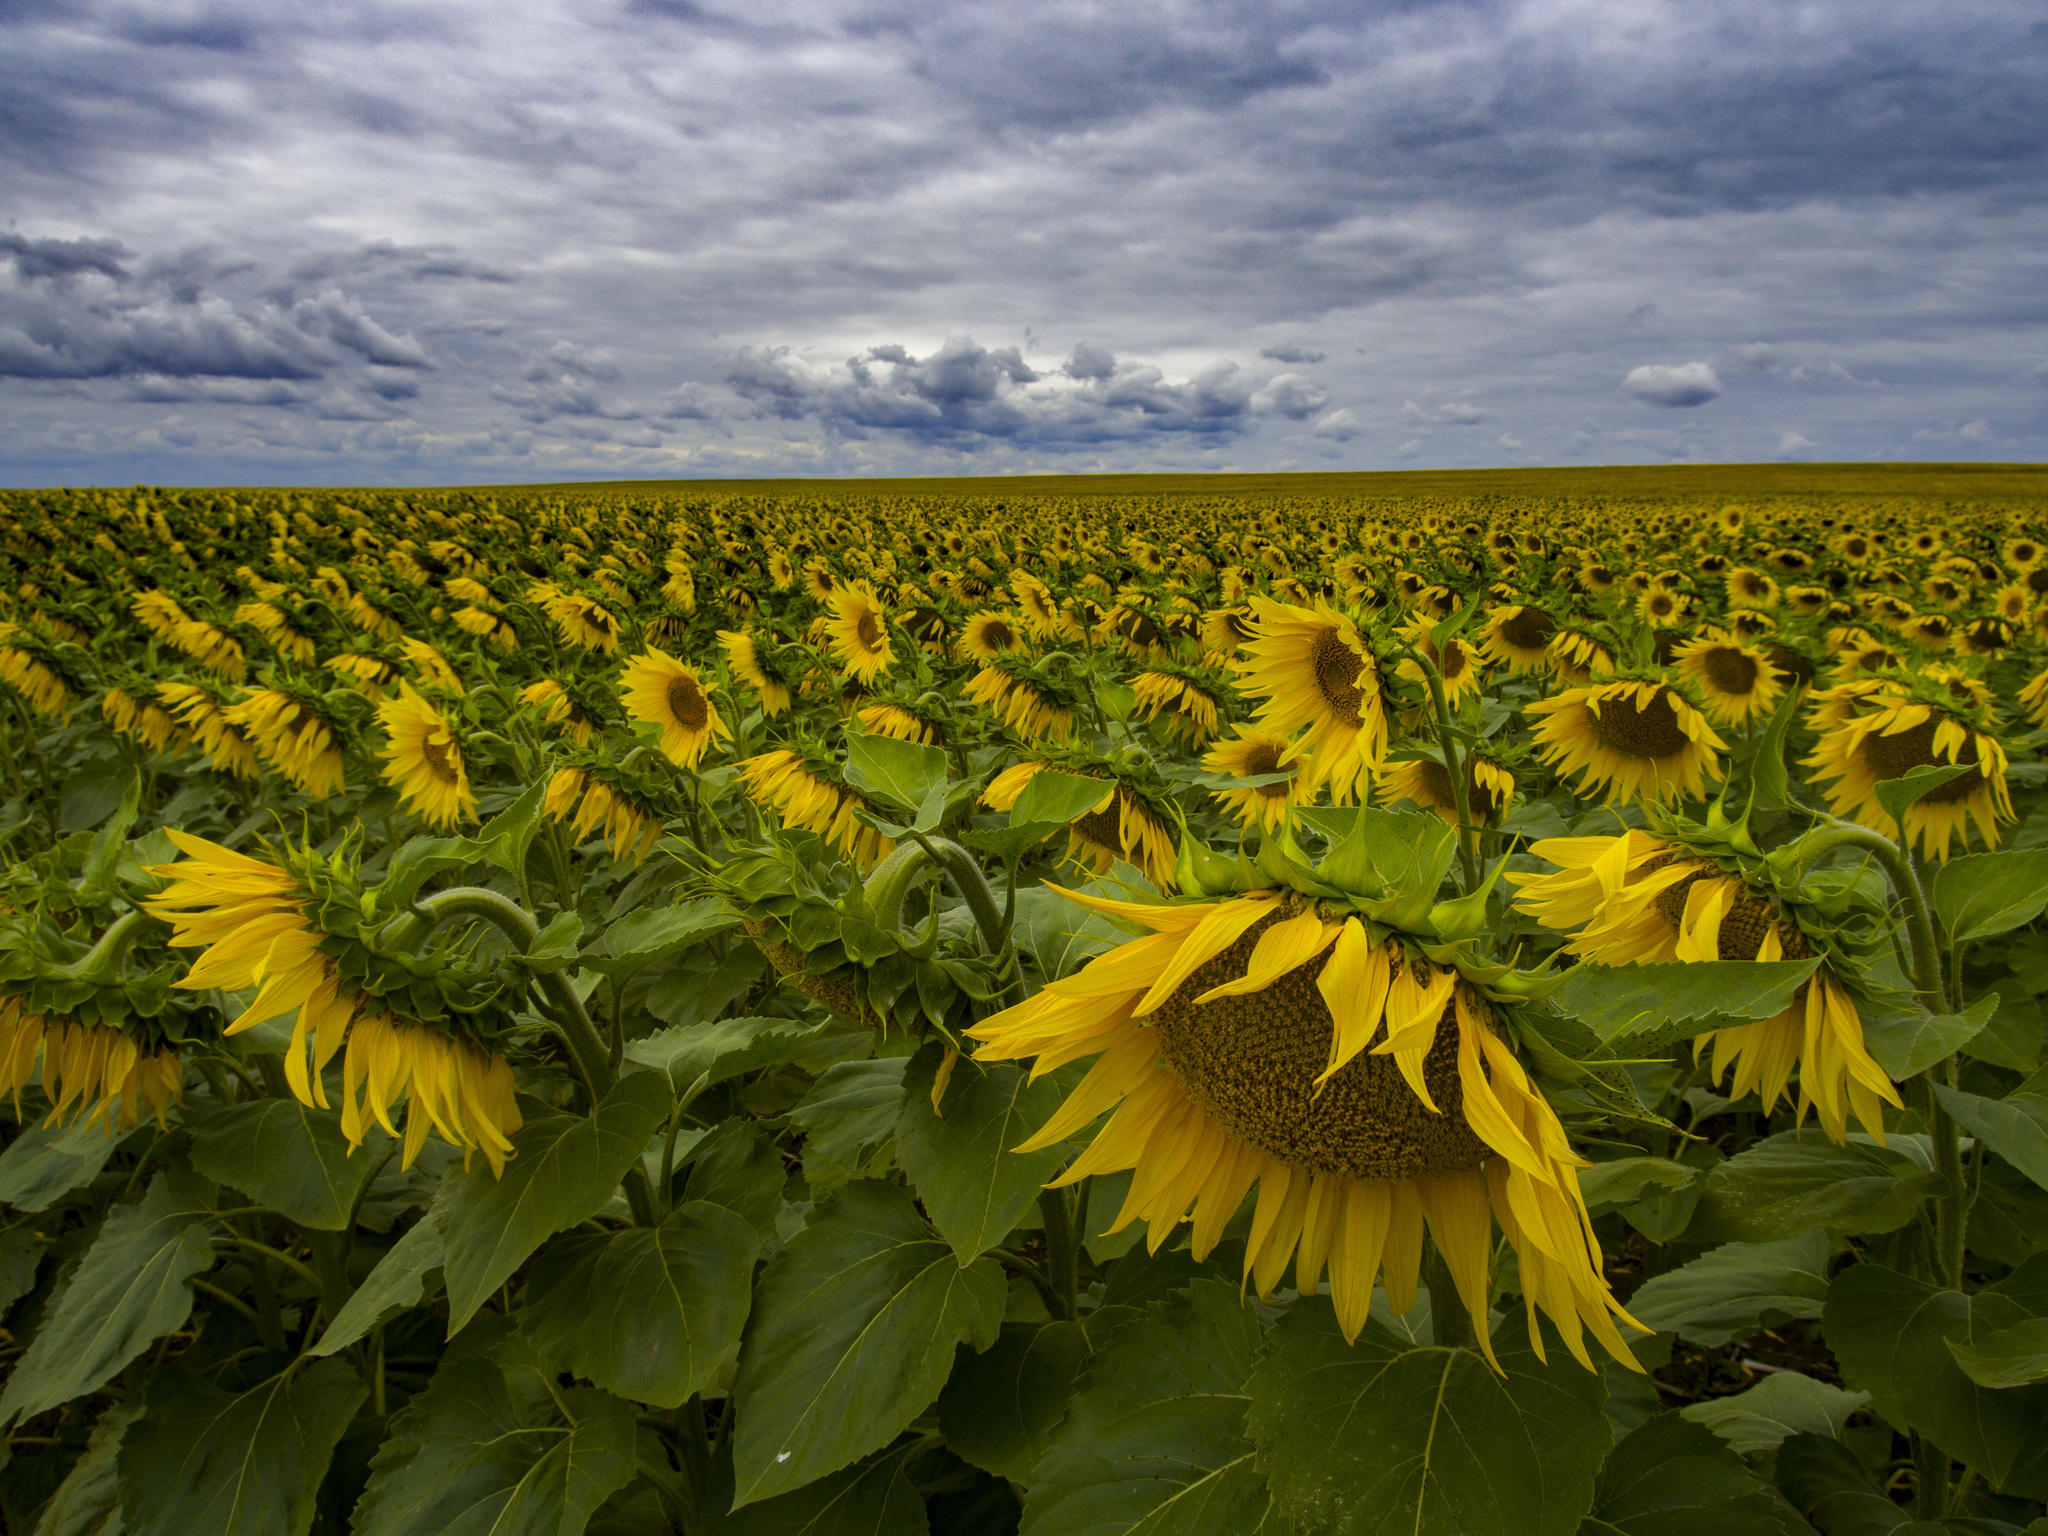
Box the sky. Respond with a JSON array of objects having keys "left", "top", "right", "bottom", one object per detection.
[{"left": 2, "top": 0, "right": 2045, "bottom": 486}]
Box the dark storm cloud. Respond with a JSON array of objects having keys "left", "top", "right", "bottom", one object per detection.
[{"left": 0, "top": 0, "right": 2043, "bottom": 481}]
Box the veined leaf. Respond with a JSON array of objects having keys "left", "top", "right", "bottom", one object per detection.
[
  {"left": 1580, "top": 1413, "right": 1806, "bottom": 1536},
  {"left": 843, "top": 732, "right": 949, "bottom": 814},
  {"left": 1933, "top": 848, "right": 2048, "bottom": 945},
  {"left": 1551, "top": 960, "right": 1821, "bottom": 1051},
  {"left": 1859, "top": 991, "right": 1996, "bottom": 1080},
  {"left": 626, "top": 1014, "right": 829, "bottom": 1094},
  {"left": 1935, "top": 1077, "right": 2048, "bottom": 1193},
  {"left": 1010, "top": 770, "right": 1113, "bottom": 828},
  {"left": 723, "top": 1443, "right": 930, "bottom": 1536},
  {"left": 1625, "top": 1232, "right": 1833, "bottom": 1348},
  {"left": 1683, "top": 1131, "right": 1942, "bottom": 1243},
  {"left": 311, "top": 1181, "right": 451, "bottom": 1357},
  {"left": 0, "top": 1116, "right": 130, "bottom": 1212},
  {"left": 1679, "top": 1371, "right": 1869, "bottom": 1455},
  {"left": 187, "top": 1098, "right": 392, "bottom": 1231},
  {"left": 940, "top": 1307, "right": 1138, "bottom": 1483},
  {"left": 1946, "top": 1316, "right": 2048, "bottom": 1389}
]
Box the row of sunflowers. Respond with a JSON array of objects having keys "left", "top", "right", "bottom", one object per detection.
[{"left": 1, "top": 477, "right": 2047, "bottom": 1535}]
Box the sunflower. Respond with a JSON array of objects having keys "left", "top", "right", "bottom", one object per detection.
[
  {"left": 1198, "top": 727, "right": 1313, "bottom": 832},
  {"left": 0, "top": 634, "right": 73, "bottom": 718},
  {"left": 338, "top": 1010, "right": 520, "bottom": 1176},
  {"left": 1378, "top": 754, "right": 1515, "bottom": 828},
  {"left": 1232, "top": 596, "right": 1387, "bottom": 805},
  {"left": 968, "top": 886, "right": 1639, "bottom": 1365},
  {"left": 1526, "top": 679, "right": 1725, "bottom": 807},
  {"left": 823, "top": 583, "right": 893, "bottom": 682},
  {"left": 736, "top": 750, "right": 894, "bottom": 871},
  {"left": 662, "top": 552, "right": 698, "bottom": 613},
  {"left": 1802, "top": 697, "right": 2012, "bottom": 860},
  {"left": 1394, "top": 620, "right": 1483, "bottom": 704},
  {"left": 1478, "top": 605, "right": 1557, "bottom": 673},
  {"left": 156, "top": 682, "right": 260, "bottom": 778},
  {"left": 401, "top": 637, "right": 465, "bottom": 694},
  {"left": 1545, "top": 629, "right": 1615, "bottom": 686},
  {"left": 235, "top": 601, "right": 317, "bottom": 663},
  {"left": 952, "top": 611, "right": 1020, "bottom": 662},
  {"left": 0, "top": 998, "right": 185, "bottom": 1133},
  {"left": 963, "top": 656, "right": 1078, "bottom": 742},
  {"left": 620, "top": 647, "right": 728, "bottom": 770},
  {"left": 545, "top": 767, "right": 667, "bottom": 866},
  {"left": 1636, "top": 589, "right": 1689, "bottom": 627},
  {"left": 326, "top": 652, "right": 401, "bottom": 696},
  {"left": 718, "top": 630, "right": 796, "bottom": 717},
  {"left": 1130, "top": 668, "right": 1228, "bottom": 749},
  {"left": 515, "top": 678, "right": 596, "bottom": 744},
  {"left": 981, "top": 762, "right": 1178, "bottom": 889},
  {"left": 1725, "top": 567, "right": 1780, "bottom": 610},
  {"left": 102, "top": 687, "right": 185, "bottom": 754},
  {"left": 1671, "top": 633, "right": 1786, "bottom": 726},
  {"left": 377, "top": 685, "right": 475, "bottom": 828},
  {"left": 223, "top": 689, "right": 348, "bottom": 799},
  {"left": 1510, "top": 833, "right": 1901, "bottom": 1143},
  {"left": 855, "top": 701, "right": 943, "bottom": 745},
  {"left": 530, "top": 584, "right": 621, "bottom": 655},
  {"left": 2004, "top": 537, "right": 2043, "bottom": 572}
]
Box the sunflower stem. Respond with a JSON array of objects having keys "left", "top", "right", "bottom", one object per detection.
[
  {"left": 1038, "top": 1185, "right": 1080, "bottom": 1322},
  {"left": 1913, "top": 1432, "right": 1951, "bottom": 1520},
  {"left": 911, "top": 835, "right": 1024, "bottom": 1007},
  {"left": 1404, "top": 645, "right": 1481, "bottom": 893},
  {"left": 1424, "top": 1243, "right": 1477, "bottom": 1351}
]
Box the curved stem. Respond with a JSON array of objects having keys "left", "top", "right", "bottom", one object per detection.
[
  {"left": 69, "top": 908, "right": 155, "bottom": 979},
  {"left": 1400, "top": 645, "right": 1480, "bottom": 893},
  {"left": 1781, "top": 823, "right": 1944, "bottom": 1006},
  {"left": 861, "top": 842, "right": 937, "bottom": 930},
  {"left": 915, "top": 836, "right": 1023, "bottom": 1005}
]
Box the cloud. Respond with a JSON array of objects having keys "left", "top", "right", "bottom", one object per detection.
[
  {"left": 491, "top": 341, "right": 643, "bottom": 423},
  {"left": 1251, "top": 373, "right": 1329, "bottom": 419},
  {"left": 1261, "top": 343, "right": 1325, "bottom": 364},
  {"left": 1778, "top": 430, "right": 1815, "bottom": 455},
  {"left": 1624, "top": 362, "right": 1723, "bottom": 408},
  {"left": 1397, "top": 438, "right": 1421, "bottom": 458},
  {"left": 1313, "top": 408, "right": 1361, "bottom": 441},
  {"left": 1961, "top": 419, "right": 1993, "bottom": 441}
]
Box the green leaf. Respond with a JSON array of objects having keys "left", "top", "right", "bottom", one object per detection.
[
  {"left": 187, "top": 1098, "right": 391, "bottom": 1231},
  {"left": 0, "top": 1222, "right": 44, "bottom": 1317},
  {"left": 1874, "top": 762, "right": 1978, "bottom": 825},
  {"left": 1625, "top": 1233, "right": 1834, "bottom": 1347},
  {"left": 789, "top": 1058, "right": 908, "bottom": 1195},
  {"left": 1935, "top": 1080, "right": 2048, "bottom": 1193},
  {"left": 625, "top": 1015, "right": 829, "bottom": 1094},
  {"left": 439, "top": 1072, "right": 672, "bottom": 1334},
  {"left": 521, "top": 1199, "right": 758, "bottom": 1408},
  {"left": 1825, "top": 1252, "right": 2048, "bottom": 1497},
  {"left": 729, "top": 1180, "right": 1006, "bottom": 1507},
  {"left": 0, "top": 1173, "right": 213, "bottom": 1427},
  {"left": 898, "top": 1044, "right": 1071, "bottom": 1266},
  {"left": 0, "top": 1116, "right": 128, "bottom": 1211},
  {"left": 939, "top": 1309, "right": 1135, "bottom": 1483},
  {"left": 1247, "top": 1302, "right": 1607, "bottom": 1536},
  {"left": 1933, "top": 849, "right": 2048, "bottom": 944},
  {"left": 1945, "top": 1317, "right": 2048, "bottom": 1389},
  {"left": 475, "top": 778, "right": 551, "bottom": 884},
  {"left": 1680, "top": 1371, "right": 1871, "bottom": 1455},
  {"left": 115, "top": 1357, "right": 366, "bottom": 1536},
  {"left": 519, "top": 910, "right": 585, "bottom": 973},
  {"left": 1551, "top": 960, "right": 1822, "bottom": 1051},
  {"left": 1011, "top": 886, "right": 1125, "bottom": 983},
  {"left": 843, "top": 732, "right": 950, "bottom": 814},
  {"left": 32, "top": 1400, "right": 140, "bottom": 1536},
  {"left": 1577, "top": 1157, "right": 1701, "bottom": 1213},
  {"left": 311, "top": 1188, "right": 449, "bottom": 1357},
  {"left": 1009, "top": 771, "right": 1113, "bottom": 828},
  {"left": 351, "top": 1325, "right": 638, "bottom": 1536},
  {"left": 1744, "top": 681, "right": 1804, "bottom": 819},
  {"left": 369, "top": 834, "right": 487, "bottom": 917},
  {"left": 1773, "top": 1432, "right": 1913, "bottom": 1535},
  {"left": 1860, "top": 992, "right": 1997, "bottom": 1080},
  {"left": 1579, "top": 1413, "right": 1806, "bottom": 1536},
  {"left": 1023, "top": 1279, "right": 1267, "bottom": 1536},
  {"left": 1966, "top": 987, "right": 2044, "bottom": 1073},
  {"left": 723, "top": 1444, "right": 930, "bottom": 1536},
  {"left": 597, "top": 898, "right": 737, "bottom": 968},
  {"left": 682, "top": 1120, "right": 788, "bottom": 1238},
  {"left": 1684, "top": 1132, "right": 1943, "bottom": 1243}
]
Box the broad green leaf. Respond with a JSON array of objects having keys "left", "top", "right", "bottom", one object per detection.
[
  {"left": 116, "top": 1357, "right": 366, "bottom": 1536},
  {"left": 843, "top": 732, "right": 949, "bottom": 814},
  {"left": 439, "top": 1072, "right": 672, "bottom": 1334},
  {"left": 521, "top": 1199, "right": 757, "bottom": 1408},
  {"left": 311, "top": 1186, "right": 449, "bottom": 1357},
  {"left": 898, "top": 1044, "right": 1072, "bottom": 1265},
  {"left": 32, "top": 1400, "right": 140, "bottom": 1536},
  {"left": 1579, "top": 1413, "right": 1805, "bottom": 1536},
  {"left": 1967, "top": 987, "right": 2045, "bottom": 1073},
  {"left": 723, "top": 1444, "right": 929, "bottom": 1536},
  {"left": 187, "top": 1098, "right": 391, "bottom": 1231},
  {"left": 1679, "top": 1371, "right": 1870, "bottom": 1455},
  {"left": 1684, "top": 1132, "right": 1942, "bottom": 1243},
  {"left": 1551, "top": 961, "right": 1821, "bottom": 1051},
  {"left": 1933, "top": 849, "right": 2048, "bottom": 944},
  {"left": 644, "top": 944, "right": 768, "bottom": 1029},
  {"left": 0, "top": 1222, "right": 45, "bottom": 1318},
  {"left": 599, "top": 898, "right": 736, "bottom": 965},
  {"left": 1743, "top": 680, "right": 1803, "bottom": 819},
  {"left": 1945, "top": 1317, "right": 2048, "bottom": 1389},
  {"left": 351, "top": 1325, "right": 637, "bottom": 1536},
  {"left": 0, "top": 1116, "right": 129, "bottom": 1211},
  {"left": 789, "top": 1058, "right": 908, "bottom": 1195},
  {"left": 1011, "top": 886, "right": 1125, "bottom": 983},
  {"left": 1024, "top": 1279, "right": 1267, "bottom": 1536},
  {"left": 1972, "top": 1155, "right": 2048, "bottom": 1268},
  {"left": 1577, "top": 1157, "right": 1700, "bottom": 1212},
  {"left": 0, "top": 1173, "right": 213, "bottom": 1427},
  {"left": 1934, "top": 1080, "right": 2048, "bottom": 1193},
  {"left": 1010, "top": 771, "right": 1113, "bottom": 828},
  {"left": 939, "top": 1308, "right": 1136, "bottom": 1483},
  {"left": 729, "top": 1180, "right": 1005, "bottom": 1507},
  {"left": 1859, "top": 992, "right": 1996, "bottom": 1080},
  {"left": 625, "top": 1014, "right": 828, "bottom": 1094},
  {"left": 520, "top": 910, "right": 584, "bottom": 973},
  {"left": 1773, "top": 1432, "right": 1913, "bottom": 1535},
  {"left": 1826, "top": 1252, "right": 2048, "bottom": 1497},
  {"left": 1249, "top": 1301, "right": 1607, "bottom": 1536},
  {"left": 475, "top": 778, "right": 550, "bottom": 884},
  {"left": 682, "top": 1120, "right": 787, "bottom": 1238},
  {"left": 1875, "top": 763, "right": 1976, "bottom": 825},
  {"left": 1625, "top": 1233, "right": 1833, "bottom": 1347}
]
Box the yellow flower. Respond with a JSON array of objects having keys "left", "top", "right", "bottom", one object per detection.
[
  {"left": 378, "top": 685, "right": 476, "bottom": 828},
  {"left": 823, "top": 583, "right": 893, "bottom": 682},
  {"left": 968, "top": 888, "right": 1639, "bottom": 1366},
  {"left": 0, "top": 999, "right": 184, "bottom": 1133},
  {"left": 958, "top": 611, "right": 1026, "bottom": 661},
  {"left": 1199, "top": 727, "right": 1313, "bottom": 832},
  {"left": 1378, "top": 755, "right": 1515, "bottom": 828},
  {"left": 855, "top": 703, "right": 941, "bottom": 745},
  {"left": 223, "top": 689, "right": 348, "bottom": 800},
  {"left": 1395, "top": 620, "right": 1483, "bottom": 704},
  {"left": 530, "top": 583, "right": 621, "bottom": 655},
  {"left": 338, "top": 1010, "right": 521, "bottom": 1176},
  {"left": 1129, "top": 669, "right": 1226, "bottom": 749},
  {"left": 1527, "top": 679, "right": 1724, "bottom": 807},
  {"left": 1725, "top": 567, "right": 1780, "bottom": 609},
  {"left": 1510, "top": 834, "right": 1901, "bottom": 1143},
  {"left": 157, "top": 683, "right": 260, "bottom": 778},
  {"left": 980, "top": 762, "right": 1178, "bottom": 890},
  {"left": 718, "top": 630, "right": 794, "bottom": 717},
  {"left": 620, "top": 647, "right": 728, "bottom": 770},
  {"left": 1478, "top": 605, "right": 1556, "bottom": 673},
  {"left": 1671, "top": 633, "right": 1786, "bottom": 725},
  {"left": 545, "top": 768, "right": 666, "bottom": 866},
  {"left": 401, "top": 637, "right": 465, "bottom": 693},
  {"left": 1802, "top": 699, "right": 2012, "bottom": 861},
  {"left": 102, "top": 687, "right": 185, "bottom": 754},
  {"left": 1232, "top": 596, "right": 1387, "bottom": 805},
  {"left": 0, "top": 638, "right": 71, "bottom": 718},
  {"left": 964, "top": 660, "right": 1076, "bottom": 742},
  {"left": 736, "top": 750, "right": 894, "bottom": 871}
]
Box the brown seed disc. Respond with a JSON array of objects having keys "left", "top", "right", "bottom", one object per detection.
[
  {"left": 856, "top": 610, "right": 884, "bottom": 649},
  {"left": 1700, "top": 646, "right": 1759, "bottom": 697},
  {"left": 419, "top": 733, "right": 460, "bottom": 784},
  {"left": 1148, "top": 910, "right": 1490, "bottom": 1180},
  {"left": 666, "top": 674, "right": 709, "bottom": 732},
  {"left": 1859, "top": 717, "right": 1983, "bottom": 804},
  {"left": 1415, "top": 759, "right": 1500, "bottom": 821},
  {"left": 1768, "top": 645, "right": 1816, "bottom": 685},
  {"left": 1499, "top": 607, "right": 1556, "bottom": 651},
  {"left": 1310, "top": 628, "right": 1366, "bottom": 726},
  {"left": 982, "top": 620, "right": 1014, "bottom": 649},
  {"left": 1591, "top": 687, "right": 1691, "bottom": 760}
]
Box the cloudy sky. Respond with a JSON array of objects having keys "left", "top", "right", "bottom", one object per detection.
[{"left": 3, "top": 0, "right": 2045, "bottom": 485}]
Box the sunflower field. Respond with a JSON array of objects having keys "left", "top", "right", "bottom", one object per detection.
[{"left": 6, "top": 472, "right": 2048, "bottom": 1535}]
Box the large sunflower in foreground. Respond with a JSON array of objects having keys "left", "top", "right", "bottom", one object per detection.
[
  {"left": 1802, "top": 690, "right": 2012, "bottom": 860},
  {"left": 1231, "top": 596, "right": 1387, "bottom": 805},
  {"left": 823, "top": 583, "right": 894, "bottom": 682},
  {"left": 377, "top": 685, "right": 475, "bottom": 828},
  {"left": 970, "top": 823, "right": 1640, "bottom": 1368},
  {"left": 1526, "top": 678, "right": 1725, "bottom": 807},
  {"left": 1510, "top": 828, "right": 1900, "bottom": 1143},
  {"left": 620, "top": 647, "right": 728, "bottom": 770}
]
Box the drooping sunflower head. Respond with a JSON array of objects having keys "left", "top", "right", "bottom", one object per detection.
[
  {"left": 1526, "top": 677, "right": 1726, "bottom": 807},
  {"left": 1801, "top": 689, "right": 2013, "bottom": 861},
  {"left": 1478, "top": 604, "right": 1557, "bottom": 672},
  {"left": 1377, "top": 753, "right": 1515, "bottom": 827},
  {"left": 736, "top": 746, "right": 895, "bottom": 872},
  {"left": 1231, "top": 595, "right": 1387, "bottom": 805},
  {"left": 824, "top": 582, "right": 893, "bottom": 682},
  {"left": 1129, "top": 664, "right": 1232, "bottom": 748},
  {"left": 981, "top": 758, "right": 1180, "bottom": 890},
  {"left": 1671, "top": 631, "right": 1787, "bottom": 726},
  {"left": 1199, "top": 725, "right": 1313, "bottom": 832},
  {"left": 224, "top": 686, "right": 349, "bottom": 800},
  {"left": 958, "top": 610, "right": 1026, "bottom": 661},
  {"left": 1394, "top": 617, "right": 1484, "bottom": 703},
  {"left": 855, "top": 699, "right": 945, "bottom": 746},
  {"left": 620, "top": 646, "right": 729, "bottom": 770},
  {"left": 717, "top": 628, "right": 797, "bottom": 717},
  {"left": 963, "top": 653, "right": 1080, "bottom": 742},
  {"left": 377, "top": 684, "right": 475, "bottom": 829},
  {"left": 1544, "top": 627, "right": 1615, "bottom": 686},
  {"left": 546, "top": 764, "right": 668, "bottom": 866}
]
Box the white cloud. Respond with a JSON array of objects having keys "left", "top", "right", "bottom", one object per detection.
[
  {"left": 1397, "top": 438, "right": 1421, "bottom": 458},
  {"left": 1624, "top": 362, "right": 1723, "bottom": 408},
  {"left": 1312, "top": 408, "right": 1360, "bottom": 441},
  {"left": 1778, "top": 431, "right": 1815, "bottom": 455},
  {"left": 1961, "top": 419, "right": 1993, "bottom": 441}
]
